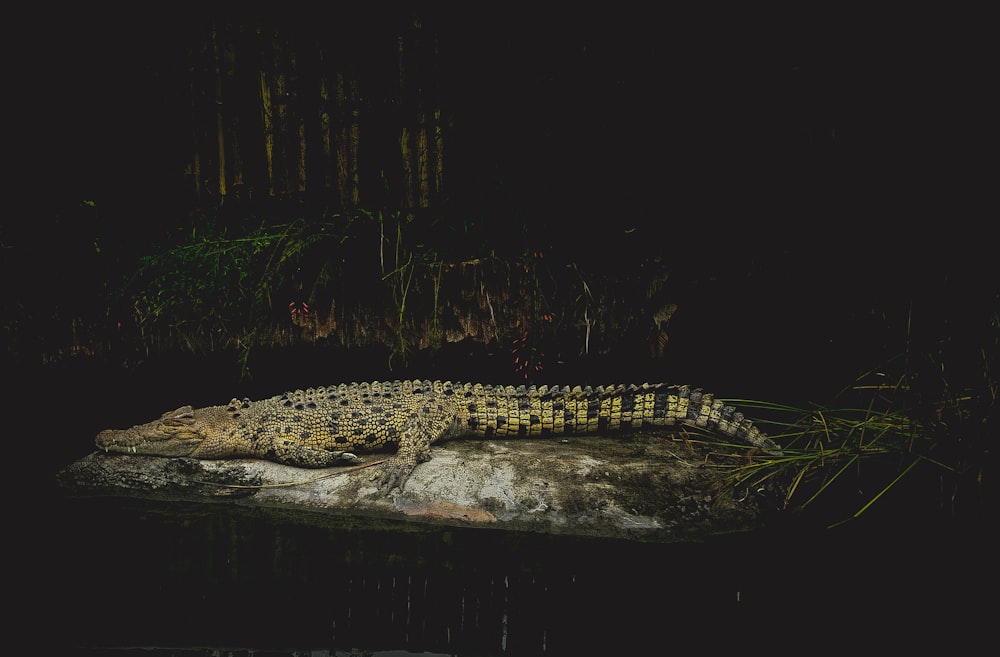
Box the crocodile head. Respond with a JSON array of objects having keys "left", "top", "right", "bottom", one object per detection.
[{"left": 96, "top": 405, "right": 209, "bottom": 457}]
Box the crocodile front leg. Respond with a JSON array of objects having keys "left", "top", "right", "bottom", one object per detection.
[
  {"left": 267, "top": 442, "right": 363, "bottom": 468},
  {"left": 372, "top": 400, "right": 463, "bottom": 492}
]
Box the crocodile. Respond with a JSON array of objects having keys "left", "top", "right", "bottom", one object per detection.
[{"left": 95, "top": 380, "right": 782, "bottom": 492}]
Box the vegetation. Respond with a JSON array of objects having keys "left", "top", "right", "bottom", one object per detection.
[
  {"left": 5, "top": 8, "right": 986, "bottom": 542},
  {"left": 713, "top": 312, "right": 997, "bottom": 526},
  {"left": 3, "top": 195, "right": 993, "bottom": 526},
  {"left": 91, "top": 205, "right": 666, "bottom": 376},
  {"left": 118, "top": 211, "right": 996, "bottom": 524}
]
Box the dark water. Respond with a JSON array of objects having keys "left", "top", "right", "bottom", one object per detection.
[
  {"left": 14, "top": 354, "right": 995, "bottom": 655},
  {"left": 35, "top": 493, "right": 991, "bottom": 655}
]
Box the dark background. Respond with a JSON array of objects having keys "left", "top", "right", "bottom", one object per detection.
[
  {"left": 8, "top": 1, "right": 995, "bottom": 503},
  {"left": 7, "top": 5, "right": 997, "bottom": 654},
  {"left": 7, "top": 4, "right": 992, "bottom": 470},
  {"left": 19, "top": 5, "right": 989, "bottom": 256}
]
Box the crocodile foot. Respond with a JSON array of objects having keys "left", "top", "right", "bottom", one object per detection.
[{"left": 371, "top": 456, "right": 418, "bottom": 493}]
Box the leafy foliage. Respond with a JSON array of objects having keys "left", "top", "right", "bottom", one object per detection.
[{"left": 128, "top": 214, "right": 339, "bottom": 341}]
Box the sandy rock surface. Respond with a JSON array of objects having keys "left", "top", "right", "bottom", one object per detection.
[{"left": 58, "top": 430, "right": 784, "bottom": 542}]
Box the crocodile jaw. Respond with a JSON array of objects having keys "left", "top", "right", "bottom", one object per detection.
[{"left": 95, "top": 425, "right": 203, "bottom": 457}]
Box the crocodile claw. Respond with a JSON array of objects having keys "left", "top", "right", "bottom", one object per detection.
[{"left": 371, "top": 456, "right": 417, "bottom": 493}]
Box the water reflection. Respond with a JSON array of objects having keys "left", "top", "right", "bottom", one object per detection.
[
  {"left": 48, "top": 496, "right": 988, "bottom": 655},
  {"left": 51, "top": 497, "right": 777, "bottom": 654}
]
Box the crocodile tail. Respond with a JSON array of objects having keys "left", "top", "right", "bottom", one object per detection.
[
  {"left": 681, "top": 387, "right": 782, "bottom": 455},
  {"left": 448, "top": 381, "right": 781, "bottom": 455}
]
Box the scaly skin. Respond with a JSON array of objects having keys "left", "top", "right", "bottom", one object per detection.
[{"left": 96, "top": 380, "right": 782, "bottom": 492}]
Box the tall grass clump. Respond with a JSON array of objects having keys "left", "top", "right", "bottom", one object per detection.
[{"left": 716, "top": 302, "right": 996, "bottom": 526}]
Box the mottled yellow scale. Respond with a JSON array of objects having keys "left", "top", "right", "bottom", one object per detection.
[
  {"left": 643, "top": 392, "right": 657, "bottom": 420},
  {"left": 672, "top": 392, "right": 687, "bottom": 421}
]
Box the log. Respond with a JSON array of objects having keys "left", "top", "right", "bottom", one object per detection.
[{"left": 57, "top": 430, "right": 785, "bottom": 542}]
